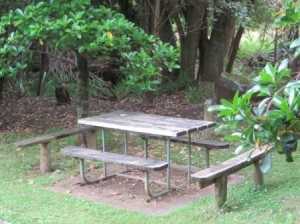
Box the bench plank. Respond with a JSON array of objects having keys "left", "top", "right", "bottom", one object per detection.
[
  {"left": 169, "top": 136, "right": 228, "bottom": 148},
  {"left": 15, "top": 126, "right": 96, "bottom": 148},
  {"left": 14, "top": 126, "right": 97, "bottom": 173},
  {"left": 61, "top": 146, "right": 168, "bottom": 171},
  {"left": 191, "top": 148, "right": 266, "bottom": 181},
  {"left": 140, "top": 134, "right": 228, "bottom": 149},
  {"left": 191, "top": 144, "right": 273, "bottom": 209},
  {"left": 191, "top": 148, "right": 267, "bottom": 188}
]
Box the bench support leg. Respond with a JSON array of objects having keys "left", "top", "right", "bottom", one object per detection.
[
  {"left": 144, "top": 171, "right": 168, "bottom": 200},
  {"left": 85, "top": 129, "right": 97, "bottom": 150},
  {"left": 79, "top": 159, "right": 102, "bottom": 184},
  {"left": 205, "top": 148, "right": 210, "bottom": 168},
  {"left": 215, "top": 176, "right": 227, "bottom": 209},
  {"left": 39, "top": 143, "right": 51, "bottom": 173},
  {"left": 253, "top": 161, "right": 263, "bottom": 187}
]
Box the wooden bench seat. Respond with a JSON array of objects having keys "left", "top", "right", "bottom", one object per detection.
[
  {"left": 61, "top": 146, "right": 168, "bottom": 171},
  {"left": 191, "top": 144, "right": 273, "bottom": 209},
  {"left": 140, "top": 134, "right": 229, "bottom": 168},
  {"left": 61, "top": 146, "right": 168, "bottom": 198},
  {"left": 14, "top": 126, "right": 97, "bottom": 173}
]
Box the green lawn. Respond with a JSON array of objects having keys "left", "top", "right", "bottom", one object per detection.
[{"left": 1, "top": 132, "right": 300, "bottom": 224}]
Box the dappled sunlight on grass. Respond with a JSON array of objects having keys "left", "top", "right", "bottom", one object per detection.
[{"left": 1, "top": 132, "right": 300, "bottom": 223}]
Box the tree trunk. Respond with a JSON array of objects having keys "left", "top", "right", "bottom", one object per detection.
[
  {"left": 157, "top": 0, "right": 178, "bottom": 81},
  {"left": 226, "top": 0, "right": 256, "bottom": 73},
  {"left": 226, "top": 26, "right": 244, "bottom": 73},
  {"left": 0, "top": 76, "right": 4, "bottom": 101},
  {"left": 292, "top": 54, "right": 300, "bottom": 77},
  {"left": 199, "top": 9, "right": 236, "bottom": 82},
  {"left": 119, "top": 0, "right": 136, "bottom": 23},
  {"left": 158, "top": 5, "right": 176, "bottom": 47},
  {"left": 179, "top": 0, "right": 207, "bottom": 81},
  {"left": 76, "top": 52, "right": 89, "bottom": 118},
  {"left": 36, "top": 43, "right": 49, "bottom": 96},
  {"left": 138, "top": 0, "right": 152, "bottom": 34}
]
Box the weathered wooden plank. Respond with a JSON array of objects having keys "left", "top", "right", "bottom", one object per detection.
[
  {"left": 215, "top": 175, "right": 227, "bottom": 209},
  {"left": 97, "top": 110, "right": 213, "bottom": 128},
  {"left": 253, "top": 161, "right": 263, "bottom": 187},
  {"left": 39, "top": 143, "right": 51, "bottom": 173},
  {"left": 15, "top": 126, "right": 96, "bottom": 148},
  {"left": 191, "top": 145, "right": 272, "bottom": 187},
  {"left": 140, "top": 134, "right": 229, "bottom": 149},
  {"left": 78, "top": 111, "right": 215, "bottom": 137},
  {"left": 61, "top": 146, "right": 168, "bottom": 171}
]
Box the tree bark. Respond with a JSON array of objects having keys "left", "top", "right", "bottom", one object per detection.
[
  {"left": 36, "top": 43, "right": 49, "bottom": 96},
  {"left": 76, "top": 52, "right": 89, "bottom": 118},
  {"left": 226, "top": 26, "right": 244, "bottom": 73},
  {"left": 226, "top": 0, "right": 256, "bottom": 73},
  {"left": 157, "top": 1, "right": 178, "bottom": 81},
  {"left": 157, "top": 1, "right": 176, "bottom": 46},
  {"left": 138, "top": 0, "right": 152, "bottom": 34},
  {"left": 119, "top": 0, "right": 136, "bottom": 23},
  {"left": 199, "top": 9, "right": 236, "bottom": 82},
  {"left": 0, "top": 76, "right": 4, "bottom": 101},
  {"left": 180, "top": 0, "right": 207, "bottom": 81}
]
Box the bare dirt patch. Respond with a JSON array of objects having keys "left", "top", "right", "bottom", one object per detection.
[
  {"left": 0, "top": 92, "right": 205, "bottom": 133},
  {"left": 46, "top": 164, "right": 245, "bottom": 216},
  {"left": 1, "top": 92, "right": 244, "bottom": 216}
]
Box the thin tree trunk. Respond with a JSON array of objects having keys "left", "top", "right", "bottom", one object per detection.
[
  {"left": 139, "top": 0, "right": 151, "bottom": 34},
  {"left": 76, "top": 52, "right": 89, "bottom": 118},
  {"left": 119, "top": 0, "right": 136, "bottom": 23},
  {"left": 226, "top": 26, "right": 244, "bottom": 73},
  {"left": 226, "top": 0, "right": 256, "bottom": 73},
  {"left": 199, "top": 10, "right": 236, "bottom": 81},
  {"left": 179, "top": 0, "right": 207, "bottom": 81},
  {"left": 0, "top": 76, "right": 4, "bottom": 101},
  {"left": 157, "top": 1, "right": 178, "bottom": 81},
  {"left": 36, "top": 43, "right": 49, "bottom": 96}
]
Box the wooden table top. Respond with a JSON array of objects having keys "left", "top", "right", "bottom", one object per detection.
[{"left": 78, "top": 111, "right": 215, "bottom": 137}]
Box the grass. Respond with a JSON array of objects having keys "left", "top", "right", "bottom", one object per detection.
[{"left": 1, "top": 132, "right": 300, "bottom": 224}]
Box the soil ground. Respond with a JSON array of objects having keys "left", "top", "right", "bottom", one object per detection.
[
  {"left": 0, "top": 92, "right": 206, "bottom": 133},
  {"left": 46, "top": 164, "right": 244, "bottom": 216},
  {"left": 1, "top": 92, "right": 245, "bottom": 215}
]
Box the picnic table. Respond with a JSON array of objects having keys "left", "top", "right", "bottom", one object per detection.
[{"left": 62, "top": 110, "right": 216, "bottom": 198}]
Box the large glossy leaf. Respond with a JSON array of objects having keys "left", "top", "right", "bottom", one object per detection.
[
  {"left": 288, "top": 88, "right": 296, "bottom": 107},
  {"left": 207, "top": 104, "right": 229, "bottom": 112},
  {"left": 260, "top": 152, "right": 272, "bottom": 173},
  {"left": 290, "top": 37, "right": 300, "bottom": 48},
  {"left": 224, "top": 132, "right": 243, "bottom": 141},
  {"left": 264, "top": 63, "right": 276, "bottom": 83},
  {"left": 220, "top": 98, "right": 233, "bottom": 108},
  {"left": 235, "top": 143, "right": 251, "bottom": 154},
  {"left": 278, "top": 58, "right": 289, "bottom": 72},
  {"left": 264, "top": 109, "right": 286, "bottom": 119}
]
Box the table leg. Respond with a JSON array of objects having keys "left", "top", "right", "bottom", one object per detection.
[
  {"left": 166, "top": 137, "right": 171, "bottom": 191},
  {"left": 101, "top": 129, "right": 107, "bottom": 177},
  {"left": 143, "top": 138, "right": 148, "bottom": 159},
  {"left": 124, "top": 131, "right": 128, "bottom": 155},
  {"left": 188, "top": 133, "right": 192, "bottom": 182}
]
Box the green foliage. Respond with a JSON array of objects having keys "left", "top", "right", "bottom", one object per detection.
[
  {"left": 237, "top": 33, "right": 273, "bottom": 61},
  {"left": 185, "top": 87, "right": 204, "bottom": 103},
  {"left": 209, "top": 1, "right": 300, "bottom": 162},
  {"left": 159, "top": 72, "right": 190, "bottom": 95},
  {"left": 0, "top": 0, "right": 179, "bottom": 93},
  {"left": 0, "top": 28, "right": 28, "bottom": 78},
  {"left": 210, "top": 60, "right": 300, "bottom": 162},
  {"left": 2, "top": 132, "right": 300, "bottom": 223},
  {"left": 276, "top": 0, "right": 300, "bottom": 27},
  {"left": 184, "top": 85, "right": 214, "bottom": 104}
]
